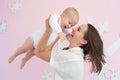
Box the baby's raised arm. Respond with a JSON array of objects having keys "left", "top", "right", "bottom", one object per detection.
[{"left": 49, "top": 14, "right": 66, "bottom": 40}]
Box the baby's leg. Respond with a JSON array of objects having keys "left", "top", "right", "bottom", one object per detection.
[
  {"left": 8, "top": 37, "right": 34, "bottom": 63},
  {"left": 20, "top": 49, "right": 35, "bottom": 69}
]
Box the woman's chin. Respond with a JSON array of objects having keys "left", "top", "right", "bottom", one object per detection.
[{"left": 66, "top": 35, "right": 72, "bottom": 41}]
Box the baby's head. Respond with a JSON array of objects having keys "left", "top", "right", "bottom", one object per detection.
[{"left": 60, "top": 7, "right": 79, "bottom": 30}]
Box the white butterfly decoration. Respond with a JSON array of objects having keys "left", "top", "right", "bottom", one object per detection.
[
  {"left": 86, "top": 16, "right": 110, "bottom": 35},
  {"left": 0, "top": 20, "right": 8, "bottom": 33},
  {"left": 98, "top": 22, "right": 110, "bottom": 35},
  {"left": 8, "top": 0, "right": 22, "bottom": 13},
  {"left": 86, "top": 16, "right": 94, "bottom": 25},
  {"left": 111, "top": 70, "right": 120, "bottom": 80},
  {"left": 104, "top": 69, "right": 120, "bottom": 80},
  {"left": 94, "top": 65, "right": 106, "bottom": 80},
  {"left": 105, "top": 37, "right": 120, "bottom": 59},
  {"left": 94, "top": 66, "right": 120, "bottom": 80},
  {"left": 42, "top": 71, "right": 54, "bottom": 80}
]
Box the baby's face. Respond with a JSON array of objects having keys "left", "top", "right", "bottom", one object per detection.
[{"left": 61, "top": 14, "right": 78, "bottom": 30}]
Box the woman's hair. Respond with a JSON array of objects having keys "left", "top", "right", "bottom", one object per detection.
[{"left": 80, "top": 24, "right": 106, "bottom": 73}]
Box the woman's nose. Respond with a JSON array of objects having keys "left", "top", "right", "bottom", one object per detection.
[{"left": 72, "top": 28, "right": 77, "bottom": 33}]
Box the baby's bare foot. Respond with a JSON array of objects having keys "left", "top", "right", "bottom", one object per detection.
[
  {"left": 8, "top": 55, "right": 16, "bottom": 63},
  {"left": 20, "top": 58, "right": 26, "bottom": 70}
]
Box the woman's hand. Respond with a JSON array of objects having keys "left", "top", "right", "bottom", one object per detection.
[{"left": 45, "top": 17, "right": 52, "bottom": 33}]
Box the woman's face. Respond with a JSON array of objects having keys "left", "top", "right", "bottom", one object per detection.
[{"left": 66, "top": 24, "right": 88, "bottom": 46}]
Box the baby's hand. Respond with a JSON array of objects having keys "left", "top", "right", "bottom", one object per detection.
[{"left": 58, "top": 32, "right": 66, "bottom": 41}]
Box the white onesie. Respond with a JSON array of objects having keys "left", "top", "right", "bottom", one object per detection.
[{"left": 29, "top": 13, "right": 62, "bottom": 48}]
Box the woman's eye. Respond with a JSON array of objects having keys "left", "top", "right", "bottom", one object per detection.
[{"left": 78, "top": 28, "right": 80, "bottom": 31}]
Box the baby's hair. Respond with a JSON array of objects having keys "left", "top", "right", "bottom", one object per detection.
[{"left": 62, "top": 7, "right": 79, "bottom": 20}]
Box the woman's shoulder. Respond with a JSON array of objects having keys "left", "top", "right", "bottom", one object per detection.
[
  {"left": 54, "top": 47, "right": 83, "bottom": 55},
  {"left": 51, "top": 47, "right": 84, "bottom": 63}
]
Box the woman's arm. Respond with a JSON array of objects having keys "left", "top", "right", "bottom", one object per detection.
[{"left": 35, "top": 18, "right": 59, "bottom": 62}]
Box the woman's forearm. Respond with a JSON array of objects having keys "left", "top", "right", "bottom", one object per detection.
[
  {"left": 35, "top": 30, "right": 51, "bottom": 53},
  {"left": 35, "top": 30, "right": 52, "bottom": 62},
  {"left": 38, "top": 32, "right": 51, "bottom": 51},
  {"left": 36, "top": 18, "right": 52, "bottom": 52},
  {"left": 35, "top": 19, "right": 58, "bottom": 62}
]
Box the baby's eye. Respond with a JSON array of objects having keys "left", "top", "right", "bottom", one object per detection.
[
  {"left": 68, "top": 22, "right": 74, "bottom": 27},
  {"left": 69, "top": 22, "right": 71, "bottom": 25}
]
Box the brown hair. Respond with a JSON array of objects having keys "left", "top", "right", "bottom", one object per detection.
[{"left": 81, "top": 24, "right": 106, "bottom": 73}]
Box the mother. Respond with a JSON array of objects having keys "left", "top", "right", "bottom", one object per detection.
[{"left": 35, "top": 19, "right": 106, "bottom": 80}]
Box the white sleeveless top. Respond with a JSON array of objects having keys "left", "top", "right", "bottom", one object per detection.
[
  {"left": 50, "top": 47, "right": 84, "bottom": 80},
  {"left": 29, "top": 13, "right": 61, "bottom": 48}
]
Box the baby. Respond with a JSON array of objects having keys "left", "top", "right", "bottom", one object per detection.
[{"left": 8, "top": 7, "right": 79, "bottom": 69}]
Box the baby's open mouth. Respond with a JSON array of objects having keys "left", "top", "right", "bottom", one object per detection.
[
  {"left": 64, "top": 26, "right": 67, "bottom": 29},
  {"left": 66, "top": 33, "right": 74, "bottom": 37}
]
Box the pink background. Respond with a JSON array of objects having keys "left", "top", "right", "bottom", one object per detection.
[{"left": 0, "top": 0, "right": 120, "bottom": 80}]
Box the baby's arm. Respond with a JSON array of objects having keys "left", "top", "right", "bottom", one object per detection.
[
  {"left": 49, "top": 14, "right": 62, "bottom": 33},
  {"left": 49, "top": 14, "right": 66, "bottom": 40}
]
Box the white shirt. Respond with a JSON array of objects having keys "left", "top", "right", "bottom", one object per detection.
[{"left": 50, "top": 47, "right": 84, "bottom": 80}]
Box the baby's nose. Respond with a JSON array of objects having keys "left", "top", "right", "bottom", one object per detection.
[{"left": 67, "top": 24, "right": 71, "bottom": 28}]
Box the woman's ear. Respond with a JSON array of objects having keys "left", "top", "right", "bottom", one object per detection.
[{"left": 81, "top": 40, "right": 88, "bottom": 45}]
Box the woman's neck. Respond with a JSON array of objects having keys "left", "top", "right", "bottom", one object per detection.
[{"left": 69, "top": 43, "right": 80, "bottom": 48}]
